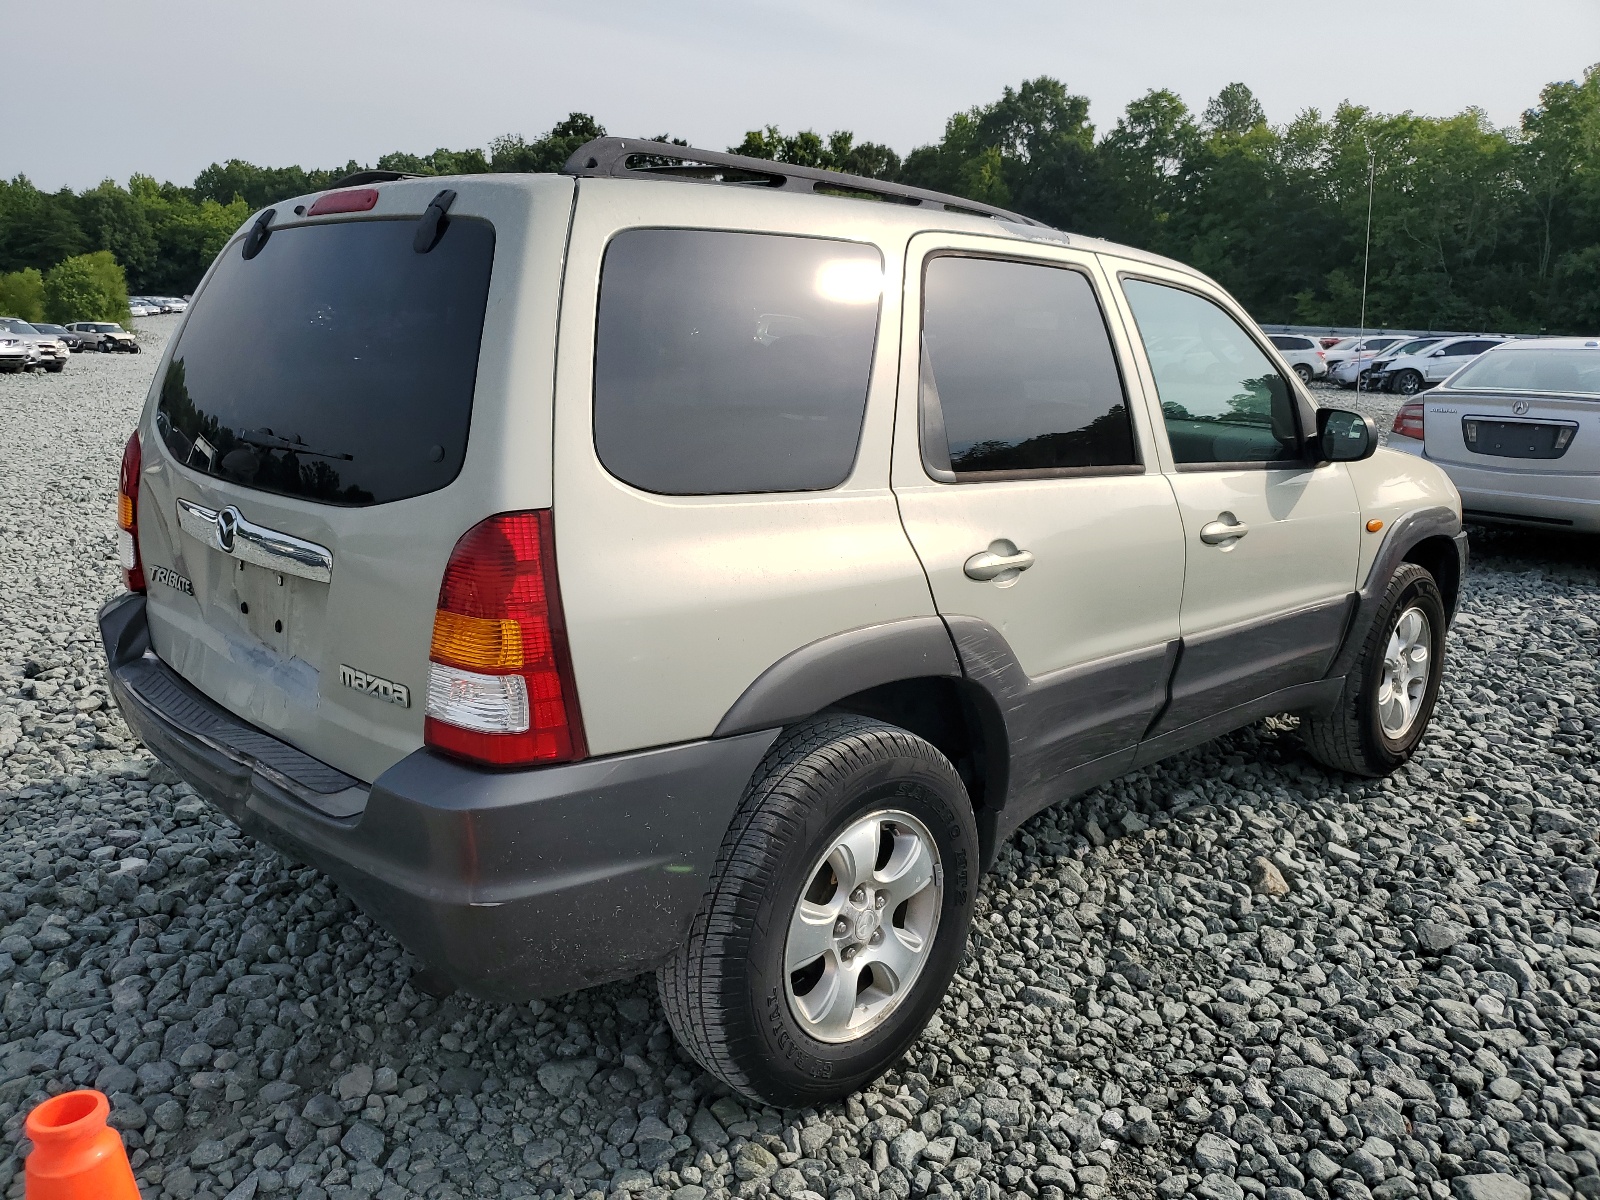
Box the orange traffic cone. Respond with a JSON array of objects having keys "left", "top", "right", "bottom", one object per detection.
[{"left": 24, "top": 1089, "right": 140, "bottom": 1200}]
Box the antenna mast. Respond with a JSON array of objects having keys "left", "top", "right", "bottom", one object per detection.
[{"left": 1356, "top": 138, "right": 1376, "bottom": 389}]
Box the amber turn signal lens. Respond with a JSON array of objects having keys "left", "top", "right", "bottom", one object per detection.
[
  {"left": 117, "top": 493, "right": 134, "bottom": 531},
  {"left": 429, "top": 610, "right": 524, "bottom": 670},
  {"left": 1366, "top": 519, "right": 1385, "bottom": 533}
]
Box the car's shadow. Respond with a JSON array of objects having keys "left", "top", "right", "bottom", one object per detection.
[{"left": 1466, "top": 522, "right": 1600, "bottom": 583}]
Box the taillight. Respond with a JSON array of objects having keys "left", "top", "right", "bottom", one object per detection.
[
  {"left": 1392, "top": 401, "right": 1425, "bottom": 440},
  {"left": 424, "top": 511, "right": 586, "bottom": 767},
  {"left": 117, "top": 431, "right": 145, "bottom": 592}
]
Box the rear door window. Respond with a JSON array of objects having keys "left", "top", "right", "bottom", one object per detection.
[
  {"left": 593, "top": 229, "right": 882, "bottom": 495},
  {"left": 920, "top": 256, "right": 1137, "bottom": 478},
  {"left": 156, "top": 217, "right": 495, "bottom": 506}
]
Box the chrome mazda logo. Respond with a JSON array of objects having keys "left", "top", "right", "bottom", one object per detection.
[
  {"left": 215, "top": 506, "right": 240, "bottom": 552},
  {"left": 1512, "top": 399, "right": 1530, "bottom": 416}
]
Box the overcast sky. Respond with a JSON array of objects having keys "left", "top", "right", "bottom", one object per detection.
[{"left": 9, "top": 0, "right": 1598, "bottom": 192}]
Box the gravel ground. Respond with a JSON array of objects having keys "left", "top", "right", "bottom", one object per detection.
[{"left": 1, "top": 325, "right": 1597, "bottom": 1200}]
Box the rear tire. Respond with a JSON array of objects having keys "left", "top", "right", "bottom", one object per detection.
[
  {"left": 1293, "top": 363, "right": 1313, "bottom": 384},
  {"left": 1301, "top": 563, "right": 1446, "bottom": 777},
  {"left": 1393, "top": 369, "right": 1423, "bottom": 396},
  {"left": 659, "top": 714, "right": 979, "bottom": 1107}
]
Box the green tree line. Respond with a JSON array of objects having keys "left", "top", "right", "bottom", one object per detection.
[{"left": 3, "top": 71, "right": 1597, "bottom": 332}]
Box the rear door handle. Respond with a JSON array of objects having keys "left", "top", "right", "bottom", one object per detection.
[
  {"left": 964, "top": 543, "right": 1035, "bottom": 582},
  {"left": 1199, "top": 516, "right": 1249, "bottom": 545}
]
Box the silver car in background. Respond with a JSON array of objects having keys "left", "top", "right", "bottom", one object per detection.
[{"left": 1389, "top": 338, "right": 1600, "bottom": 532}]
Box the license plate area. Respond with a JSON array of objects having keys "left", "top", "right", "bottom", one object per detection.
[{"left": 1462, "top": 417, "right": 1577, "bottom": 460}]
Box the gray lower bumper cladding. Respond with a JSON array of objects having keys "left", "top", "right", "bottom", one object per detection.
[{"left": 99, "top": 592, "right": 776, "bottom": 1000}]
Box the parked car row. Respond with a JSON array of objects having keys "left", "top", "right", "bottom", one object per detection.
[
  {"left": 0, "top": 317, "right": 70, "bottom": 372},
  {"left": 0, "top": 317, "right": 142, "bottom": 372},
  {"left": 1390, "top": 337, "right": 1600, "bottom": 532},
  {"left": 1289, "top": 332, "right": 1526, "bottom": 394},
  {"left": 129, "top": 296, "right": 188, "bottom": 316}
]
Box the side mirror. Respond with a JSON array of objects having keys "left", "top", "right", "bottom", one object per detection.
[
  {"left": 1429, "top": 349, "right": 1446, "bottom": 357},
  {"left": 1316, "top": 408, "right": 1377, "bottom": 463}
]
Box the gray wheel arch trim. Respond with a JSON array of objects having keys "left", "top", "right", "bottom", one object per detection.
[
  {"left": 1327, "top": 503, "right": 1466, "bottom": 683},
  {"left": 713, "top": 617, "right": 962, "bottom": 738}
]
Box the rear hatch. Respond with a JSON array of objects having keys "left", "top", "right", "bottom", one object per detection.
[
  {"left": 1423, "top": 347, "right": 1600, "bottom": 475},
  {"left": 133, "top": 177, "right": 574, "bottom": 782}
]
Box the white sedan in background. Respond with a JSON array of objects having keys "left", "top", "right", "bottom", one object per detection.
[{"left": 1389, "top": 338, "right": 1600, "bottom": 532}]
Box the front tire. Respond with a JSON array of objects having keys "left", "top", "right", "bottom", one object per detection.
[
  {"left": 1301, "top": 563, "right": 1446, "bottom": 777},
  {"left": 659, "top": 715, "right": 979, "bottom": 1107},
  {"left": 1393, "top": 369, "right": 1423, "bottom": 396}
]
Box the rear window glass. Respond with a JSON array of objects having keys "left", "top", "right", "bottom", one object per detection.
[
  {"left": 156, "top": 217, "right": 495, "bottom": 506},
  {"left": 1450, "top": 348, "right": 1600, "bottom": 395},
  {"left": 593, "top": 229, "right": 881, "bottom": 495}
]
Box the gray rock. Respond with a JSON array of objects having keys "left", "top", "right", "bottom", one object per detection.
[
  {"left": 340, "top": 1121, "right": 384, "bottom": 1163},
  {"left": 1196, "top": 1173, "right": 1247, "bottom": 1200},
  {"left": 1450, "top": 1175, "right": 1531, "bottom": 1200},
  {"left": 889, "top": 1129, "right": 927, "bottom": 1170},
  {"left": 301, "top": 1094, "right": 344, "bottom": 1128},
  {"left": 535, "top": 1058, "right": 595, "bottom": 1098},
  {"left": 336, "top": 1063, "right": 373, "bottom": 1100},
  {"left": 1018, "top": 984, "right": 1073, "bottom": 1011},
  {"left": 1414, "top": 917, "right": 1468, "bottom": 954},
  {"left": 690, "top": 1107, "right": 729, "bottom": 1150},
  {"left": 189, "top": 1139, "right": 228, "bottom": 1167},
  {"left": 733, "top": 1143, "right": 779, "bottom": 1180},
  {"left": 1259, "top": 927, "right": 1295, "bottom": 965},
  {"left": 1195, "top": 1132, "right": 1238, "bottom": 1173},
  {"left": 1279, "top": 1066, "right": 1349, "bottom": 1105}
]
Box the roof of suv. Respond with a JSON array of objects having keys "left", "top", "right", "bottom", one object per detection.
[{"left": 247, "top": 136, "right": 1210, "bottom": 287}]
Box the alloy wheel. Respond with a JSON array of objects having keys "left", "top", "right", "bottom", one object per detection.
[
  {"left": 1378, "top": 605, "right": 1432, "bottom": 739},
  {"left": 784, "top": 809, "right": 942, "bottom": 1043}
]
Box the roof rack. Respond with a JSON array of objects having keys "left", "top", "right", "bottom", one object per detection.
[
  {"left": 561, "top": 137, "right": 1050, "bottom": 229},
  {"left": 327, "top": 169, "right": 424, "bottom": 188}
]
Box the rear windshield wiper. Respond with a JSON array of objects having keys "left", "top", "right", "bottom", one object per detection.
[{"left": 239, "top": 428, "right": 354, "bottom": 461}]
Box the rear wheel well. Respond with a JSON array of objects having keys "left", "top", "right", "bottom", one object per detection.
[
  {"left": 825, "top": 677, "right": 1006, "bottom": 844},
  {"left": 1402, "top": 534, "right": 1462, "bottom": 619}
]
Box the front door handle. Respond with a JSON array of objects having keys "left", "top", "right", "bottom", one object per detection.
[
  {"left": 964, "top": 541, "right": 1035, "bottom": 582},
  {"left": 1199, "top": 515, "right": 1249, "bottom": 545}
]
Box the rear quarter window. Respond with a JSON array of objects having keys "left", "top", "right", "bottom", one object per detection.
[{"left": 592, "top": 229, "right": 882, "bottom": 495}]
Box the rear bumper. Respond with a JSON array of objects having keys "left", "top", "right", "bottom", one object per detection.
[
  {"left": 1385, "top": 441, "right": 1600, "bottom": 532},
  {"left": 100, "top": 592, "right": 778, "bottom": 1000}
]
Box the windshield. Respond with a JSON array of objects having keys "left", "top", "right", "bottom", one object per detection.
[
  {"left": 1449, "top": 348, "right": 1600, "bottom": 395},
  {"left": 1390, "top": 339, "right": 1438, "bottom": 357},
  {"left": 0, "top": 319, "right": 38, "bottom": 334},
  {"left": 1328, "top": 338, "right": 1361, "bottom": 351},
  {"left": 92, "top": 324, "right": 122, "bottom": 332},
  {"left": 155, "top": 216, "right": 495, "bottom": 506}
]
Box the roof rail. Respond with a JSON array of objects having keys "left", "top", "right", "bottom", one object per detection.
[
  {"left": 561, "top": 137, "right": 1051, "bottom": 229},
  {"left": 327, "top": 169, "right": 425, "bottom": 188}
]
